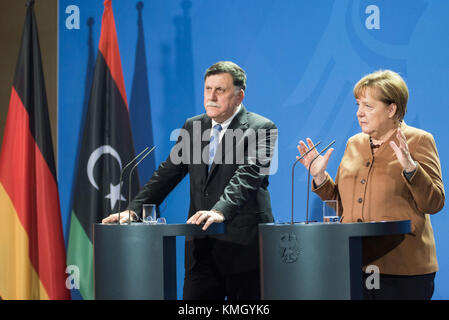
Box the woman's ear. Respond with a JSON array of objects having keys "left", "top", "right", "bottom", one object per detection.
[{"left": 388, "top": 103, "right": 397, "bottom": 119}]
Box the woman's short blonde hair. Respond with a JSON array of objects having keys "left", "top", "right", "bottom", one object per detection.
[{"left": 353, "top": 70, "right": 409, "bottom": 122}]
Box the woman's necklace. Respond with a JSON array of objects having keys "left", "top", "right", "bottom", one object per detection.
[
  {"left": 370, "top": 125, "right": 400, "bottom": 150},
  {"left": 369, "top": 137, "right": 381, "bottom": 149}
]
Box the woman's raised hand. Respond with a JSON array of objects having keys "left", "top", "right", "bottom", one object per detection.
[{"left": 297, "top": 138, "right": 334, "bottom": 185}]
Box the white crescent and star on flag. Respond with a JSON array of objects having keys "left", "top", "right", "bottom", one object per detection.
[{"left": 87, "top": 145, "right": 126, "bottom": 210}]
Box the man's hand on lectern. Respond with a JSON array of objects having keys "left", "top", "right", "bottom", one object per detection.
[
  {"left": 102, "top": 211, "right": 138, "bottom": 224},
  {"left": 187, "top": 210, "right": 224, "bottom": 230}
]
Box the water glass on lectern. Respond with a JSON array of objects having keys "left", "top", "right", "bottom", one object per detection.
[
  {"left": 142, "top": 204, "right": 157, "bottom": 224},
  {"left": 323, "top": 200, "right": 340, "bottom": 223}
]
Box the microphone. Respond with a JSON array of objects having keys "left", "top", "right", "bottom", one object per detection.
[
  {"left": 291, "top": 141, "right": 321, "bottom": 224},
  {"left": 117, "top": 146, "right": 149, "bottom": 214},
  {"left": 126, "top": 146, "right": 156, "bottom": 224},
  {"left": 305, "top": 140, "right": 335, "bottom": 224}
]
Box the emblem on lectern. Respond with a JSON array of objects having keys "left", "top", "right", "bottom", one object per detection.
[{"left": 279, "top": 233, "right": 300, "bottom": 263}]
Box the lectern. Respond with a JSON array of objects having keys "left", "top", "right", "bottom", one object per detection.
[
  {"left": 258, "top": 220, "right": 410, "bottom": 300},
  {"left": 93, "top": 223, "right": 225, "bottom": 300}
]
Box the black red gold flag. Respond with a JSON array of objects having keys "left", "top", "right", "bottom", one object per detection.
[{"left": 0, "top": 0, "right": 70, "bottom": 300}]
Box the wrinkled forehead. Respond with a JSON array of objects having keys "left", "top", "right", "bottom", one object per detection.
[{"left": 204, "top": 72, "right": 234, "bottom": 87}]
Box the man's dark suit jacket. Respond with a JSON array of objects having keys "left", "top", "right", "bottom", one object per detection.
[{"left": 129, "top": 105, "right": 277, "bottom": 275}]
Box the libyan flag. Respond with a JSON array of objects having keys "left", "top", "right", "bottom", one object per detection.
[
  {"left": 0, "top": 0, "right": 70, "bottom": 300},
  {"left": 67, "top": 0, "right": 140, "bottom": 300}
]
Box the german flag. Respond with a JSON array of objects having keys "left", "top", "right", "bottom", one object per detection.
[
  {"left": 0, "top": 1, "right": 70, "bottom": 300},
  {"left": 67, "top": 0, "right": 140, "bottom": 300}
]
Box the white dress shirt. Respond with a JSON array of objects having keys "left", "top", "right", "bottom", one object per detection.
[{"left": 210, "top": 104, "right": 241, "bottom": 143}]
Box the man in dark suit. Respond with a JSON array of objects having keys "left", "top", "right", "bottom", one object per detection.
[{"left": 102, "top": 61, "right": 277, "bottom": 300}]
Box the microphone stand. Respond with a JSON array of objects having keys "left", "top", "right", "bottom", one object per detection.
[
  {"left": 116, "top": 147, "right": 149, "bottom": 224},
  {"left": 291, "top": 141, "right": 321, "bottom": 224},
  {"left": 127, "top": 146, "right": 156, "bottom": 224},
  {"left": 118, "top": 147, "right": 149, "bottom": 214}
]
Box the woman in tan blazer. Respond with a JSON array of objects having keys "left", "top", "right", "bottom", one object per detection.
[{"left": 297, "top": 70, "right": 445, "bottom": 300}]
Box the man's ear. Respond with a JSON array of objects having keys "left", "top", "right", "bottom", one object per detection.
[{"left": 237, "top": 89, "right": 245, "bottom": 104}]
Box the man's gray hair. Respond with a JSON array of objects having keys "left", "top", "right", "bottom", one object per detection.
[{"left": 204, "top": 61, "right": 247, "bottom": 91}]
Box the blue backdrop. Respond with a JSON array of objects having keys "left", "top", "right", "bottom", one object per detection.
[{"left": 58, "top": 0, "right": 449, "bottom": 299}]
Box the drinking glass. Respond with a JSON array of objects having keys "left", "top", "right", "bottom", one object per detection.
[
  {"left": 323, "top": 200, "right": 340, "bottom": 223},
  {"left": 142, "top": 204, "right": 157, "bottom": 224}
]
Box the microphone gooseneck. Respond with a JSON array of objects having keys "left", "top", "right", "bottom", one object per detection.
[
  {"left": 306, "top": 140, "right": 335, "bottom": 224},
  {"left": 127, "top": 146, "right": 156, "bottom": 224},
  {"left": 117, "top": 146, "right": 149, "bottom": 215},
  {"left": 291, "top": 141, "right": 321, "bottom": 224}
]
